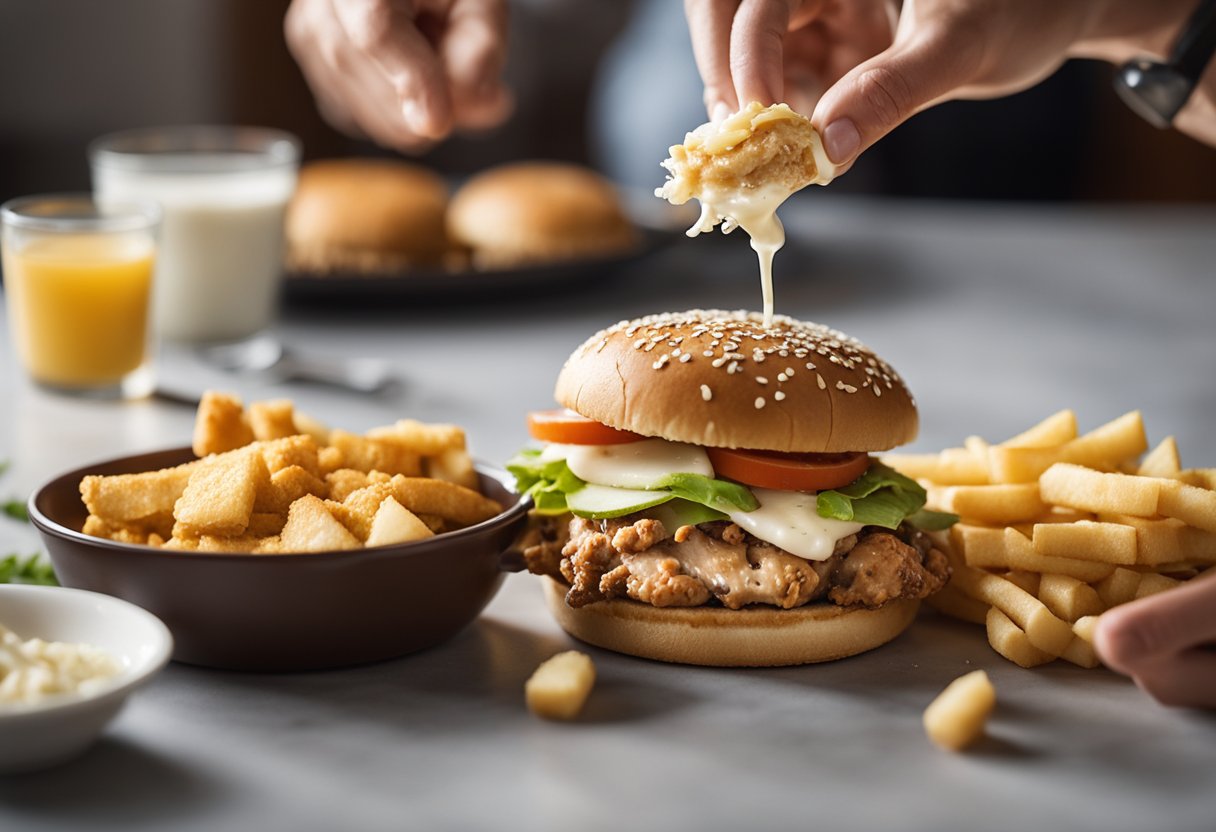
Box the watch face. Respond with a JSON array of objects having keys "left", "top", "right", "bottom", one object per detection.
[{"left": 1114, "top": 59, "right": 1194, "bottom": 128}]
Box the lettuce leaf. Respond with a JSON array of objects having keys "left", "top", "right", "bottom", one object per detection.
[
  {"left": 817, "top": 462, "right": 958, "bottom": 531},
  {"left": 506, "top": 449, "right": 757, "bottom": 518}
]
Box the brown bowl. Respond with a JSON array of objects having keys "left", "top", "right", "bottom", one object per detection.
[{"left": 28, "top": 447, "right": 529, "bottom": 672}]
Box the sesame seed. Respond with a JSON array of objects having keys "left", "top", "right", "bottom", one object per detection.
[
  {"left": 633, "top": 339, "right": 646, "bottom": 349},
  {"left": 679, "top": 353, "right": 692, "bottom": 363},
  {"left": 774, "top": 391, "right": 786, "bottom": 401},
  {"left": 805, "top": 362, "right": 816, "bottom": 370},
  {"left": 701, "top": 384, "right": 712, "bottom": 401},
  {"left": 644, "top": 342, "right": 657, "bottom": 352},
  {"left": 873, "top": 385, "right": 882, "bottom": 397},
  {"left": 776, "top": 373, "right": 787, "bottom": 383},
  {"left": 727, "top": 361, "right": 740, "bottom": 374},
  {"left": 785, "top": 367, "right": 795, "bottom": 377},
  {"left": 711, "top": 357, "right": 727, "bottom": 368},
  {"left": 754, "top": 397, "right": 766, "bottom": 409},
  {"left": 653, "top": 355, "right": 669, "bottom": 370},
  {"left": 754, "top": 353, "right": 766, "bottom": 363},
  {"left": 817, "top": 374, "right": 826, "bottom": 390},
  {"left": 703, "top": 350, "right": 714, "bottom": 357},
  {"left": 756, "top": 376, "right": 768, "bottom": 385}
]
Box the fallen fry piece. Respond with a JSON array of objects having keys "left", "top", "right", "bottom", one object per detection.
[
  {"left": 525, "top": 651, "right": 596, "bottom": 721},
  {"left": 923, "top": 669, "right": 996, "bottom": 752}
]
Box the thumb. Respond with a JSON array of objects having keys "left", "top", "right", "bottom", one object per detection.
[{"left": 812, "top": 27, "right": 982, "bottom": 168}]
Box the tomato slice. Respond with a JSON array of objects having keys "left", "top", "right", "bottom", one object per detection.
[
  {"left": 527, "top": 409, "right": 644, "bottom": 445},
  {"left": 706, "top": 447, "right": 870, "bottom": 492}
]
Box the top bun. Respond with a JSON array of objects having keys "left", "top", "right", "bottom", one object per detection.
[
  {"left": 286, "top": 159, "right": 450, "bottom": 273},
  {"left": 448, "top": 162, "right": 637, "bottom": 269},
  {"left": 555, "top": 310, "right": 917, "bottom": 453}
]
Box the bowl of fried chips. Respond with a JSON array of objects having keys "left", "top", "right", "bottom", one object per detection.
[{"left": 26, "top": 393, "right": 530, "bottom": 671}]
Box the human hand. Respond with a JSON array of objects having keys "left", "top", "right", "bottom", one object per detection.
[
  {"left": 1095, "top": 570, "right": 1216, "bottom": 709},
  {"left": 285, "top": 0, "right": 512, "bottom": 152},
  {"left": 685, "top": 0, "right": 1200, "bottom": 173}
]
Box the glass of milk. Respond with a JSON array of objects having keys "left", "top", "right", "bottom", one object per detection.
[{"left": 90, "top": 126, "right": 300, "bottom": 344}]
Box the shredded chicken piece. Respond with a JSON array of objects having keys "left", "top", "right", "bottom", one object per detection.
[
  {"left": 610, "top": 518, "right": 667, "bottom": 554},
  {"left": 560, "top": 518, "right": 618, "bottom": 607},
  {"left": 601, "top": 556, "right": 711, "bottom": 607},
  {"left": 516, "top": 514, "right": 570, "bottom": 577},
  {"left": 828, "top": 532, "right": 949, "bottom": 608}
]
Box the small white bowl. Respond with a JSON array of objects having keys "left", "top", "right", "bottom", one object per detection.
[{"left": 0, "top": 584, "right": 172, "bottom": 774}]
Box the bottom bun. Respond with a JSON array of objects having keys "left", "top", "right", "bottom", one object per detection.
[{"left": 542, "top": 577, "right": 919, "bottom": 667}]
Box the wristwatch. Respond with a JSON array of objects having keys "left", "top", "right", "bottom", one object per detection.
[{"left": 1114, "top": 0, "right": 1216, "bottom": 127}]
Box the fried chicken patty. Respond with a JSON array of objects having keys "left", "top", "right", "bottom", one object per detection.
[{"left": 518, "top": 512, "right": 949, "bottom": 611}]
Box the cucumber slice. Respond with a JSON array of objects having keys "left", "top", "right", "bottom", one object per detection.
[{"left": 566, "top": 484, "right": 674, "bottom": 519}]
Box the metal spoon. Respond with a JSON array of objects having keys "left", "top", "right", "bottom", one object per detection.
[{"left": 197, "top": 337, "right": 400, "bottom": 396}]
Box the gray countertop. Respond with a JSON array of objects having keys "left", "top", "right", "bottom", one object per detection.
[{"left": 1, "top": 197, "right": 1214, "bottom": 831}]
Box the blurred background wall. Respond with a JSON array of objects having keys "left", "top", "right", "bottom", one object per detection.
[{"left": 2, "top": 0, "right": 1214, "bottom": 204}]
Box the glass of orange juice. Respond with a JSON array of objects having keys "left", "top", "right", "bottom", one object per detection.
[{"left": 1, "top": 195, "right": 161, "bottom": 398}]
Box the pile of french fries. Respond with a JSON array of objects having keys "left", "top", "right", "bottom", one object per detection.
[
  {"left": 884, "top": 410, "right": 1216, "bottom": 669},
  {"left": 78, "top": 392, "right": 501, "bottom": 554}
]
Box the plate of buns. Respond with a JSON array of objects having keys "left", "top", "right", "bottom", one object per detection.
[{"left": 282, "top": 158, "right": 675, "bottom": 302}]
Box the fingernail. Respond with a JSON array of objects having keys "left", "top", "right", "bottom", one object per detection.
[
  {"left": 711, "top": 101, "right": 731, "bottom": 123},
  {"left": 822, "top": 118, "right": 861, "bottom": 165},
  {"left": 402, "top": 100, "right": 428, "bottom": 134}
]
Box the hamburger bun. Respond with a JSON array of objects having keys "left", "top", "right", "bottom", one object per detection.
[
  {"left": 286, "top": 158, "right": 450, "bottom": 273},
  {"left": 447, "top": 162, "right": 638, "bottom": 269},
  {"left": 542, "top": 578, "right": 920, "bottom": 667},
  {"left": 555, "top": 309, "right": 917, "bottom": 453}
]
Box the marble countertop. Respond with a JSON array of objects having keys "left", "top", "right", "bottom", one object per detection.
[{"left": 1, "top": 197, "right": 1213, "bottom": 831}]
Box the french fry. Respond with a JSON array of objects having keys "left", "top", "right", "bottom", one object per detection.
[
  {"left": 923, "top": 670, "right": 996, "bottom": 752},
  {"left": 1095, "top": 567, "right": 1143, "bottom": 608},
  {"left": 192, "top": 391, "right": 253, "bottom": 456},
  {"left": 325, "top": 468, "right": 390, "bottom": 503},
  {"left": 173, "top": 449, "right": 267, "bottom": 537},
  {"left": 248, "top": 399, "right": 298, "bottom": 441},
  {"left": 329, "top": 430, "right": 423, "bottom": 477},
  {"left": 882, "top": 449, "right": 989, "bottom": 485},
  {"left": 985, "top": 607, "right": 1053, "bottom": 668},
  {"left": 951, "top": 525, "right": 1116, "bottom": 582},
  {"left": 988, "top": 412, "right": 1147, "bottom": 484},
  {"left": 1135, "top": 573, "right": 1181, "bottom": 599},
  {"left": 279, "top": 495, "right": 360, "bottom": 552},
  {"left": 1072, "top": 615, "right": 1100, "bottom": 644},
  {"left": 1177, "top": 468, "right": 1216, "bottom": 490},
  {"left": 366, "top": 419, "right": 466, "bottom": 455},
  {"left": 80, "top": 463, "right": 197, "bottom": 523},
  {"left": 1156, "top": 479, "right": 1216, "bottom": 533},
  {"left": 425, "top": 447, "right": 480, "bottom": 491},
  {"left": 953, "top": 566, "right": 1074, "bottom": 654},
  {"left": 254, "top": 464, "right": 328, "bottom": 515},
  {"left": 925, "top": 583, "right": 990, "bottom": 625},
  {"left": 329, "top": 482, "right": 396, "bottom": 541},
  {"left": 1038, "top": 574, "right": 1104, "bottom": 622},
  {"left": 936, "top": 483, "right": 1045, "bottom": 525},
  {"left": 999, "top": 409, "right": 1077, "bottom": 448},
  {"left": 1039, "top": 464, "right": 1163, "bottom": 517},
  {"left": 365, "top": 497, "right": 435, "bottom": 547},
  {"left": 257, "top": 435, "right": 322, "bottom": 478},
  {"left": 1058, "top": 637, "right": 1100, "bottom": 669},
  {"left": 292, "top": 411, "right": 331, "bottom": 445},
  {"left": 1032, "top": 520, "right": 1138, "bottom": 565},
  {"left": 390, "top": 475, "right": 503, "bottom": 526},
  {"left": 1003, "top": 570, "right": 1041, "bottom": 595},
  {"left": 1138, "top": 436, "right": 1181, "bottom": 478}
]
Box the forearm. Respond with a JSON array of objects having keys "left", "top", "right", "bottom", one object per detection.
[
  {"left": 1071, "top": 0, "right": 1216, "bottom": 147},
  {"left": 1069, "top": 0, "right": 1195, "bottom": 63}
]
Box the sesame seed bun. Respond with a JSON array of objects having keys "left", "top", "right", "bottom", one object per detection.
[
  {"left": 447, "top": 162, "right": 638, "bottom": 270},
  {"left": 542, "top": 578, "right": 919, "bottom": 667},
  {"left": 555, "top": 310, "right": 918, "bottom": 453},
  {"left": 285, "top": 159, "right": 451, "bottom": 273}
]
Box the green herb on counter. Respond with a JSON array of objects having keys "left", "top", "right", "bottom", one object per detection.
[
  {"left": 3, "top": 500, "right": 28, "bottom": 523},
  {"left": 0, "top": 553, "right": 59, "bottom": 586}
]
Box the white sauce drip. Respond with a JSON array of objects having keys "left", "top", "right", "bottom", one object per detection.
[
  {"left": 664, "top": 122, "right": 836, "bottom": 328},
  {"left": 727, "top": 488, "right": 863, "bottom": 561}
]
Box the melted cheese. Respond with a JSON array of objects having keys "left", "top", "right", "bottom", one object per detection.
[
  {"left": 727, "top": 488, "right": 862, "bottom": 561},
  {"left": 553, "top": 439, "right": 713, "bottom": 489}
]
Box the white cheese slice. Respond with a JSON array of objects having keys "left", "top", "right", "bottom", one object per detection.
[
  {"left": 727, "top": 488, "right": 863, "bottom": 561},
  {"left": 557, "top": 439, "right": 713, "bottom": 489}
]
